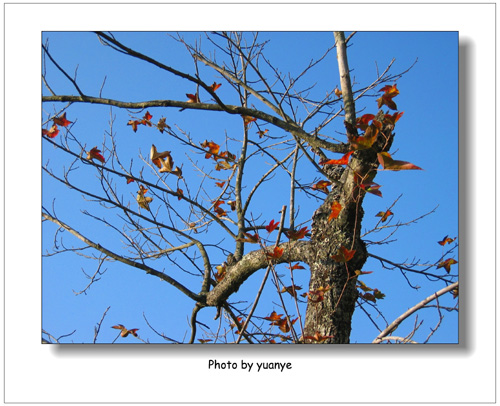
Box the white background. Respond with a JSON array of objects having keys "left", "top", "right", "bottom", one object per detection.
[{"left": 3, "top": 2, "right": 495, "bottom": 404}]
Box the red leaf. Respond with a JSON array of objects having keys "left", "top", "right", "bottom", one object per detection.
[
  {"left": 215, "top": 181, "right": 225, "bottom": 188},
  {"left": 265, "top": 219, "right": 280, "bottom": 233},
  {"left": 377, "top": 152, "right": 422, "bottom": 171},
  {"left": 42, "top": 124, "right": 59, "bottom": 138},
  {"left": 141, "top": 111, "right": 152, "bottom": 126},
  {"left": 266, "top": 246, "right": 284, "bottom": 260},
  {"left": 331, "top": 246, "right": 356, "bottom": 263},
  {"left": 53, "top": 112, "right": 72, "bottom": 127},
  {"left": 358, "top": 181, "right": 383, "bottom": 197},
  {"left": 285, "top": 226, "right": 309, "bottom": 241},
  {"left": 176, "top": 188, "right": 184, "bottom": 201},
  {"left": 356, "top": 114, "right": 375, "bottom": 130},
  {"left": 186, "top": 93, "right": 200, "bottom": 103},
  {"left": 86, "top": 147, "right": 105, "bottom": 163},
  {"left": 319, "top": 151, "right": 353, "bottom": 166},
  {"left": 126, "top": 177, "right": 135, "bottom": 184}
]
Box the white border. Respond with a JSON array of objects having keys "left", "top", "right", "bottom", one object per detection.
[{"left": 4, "top": 2, "right": 495, "bottom": 404}]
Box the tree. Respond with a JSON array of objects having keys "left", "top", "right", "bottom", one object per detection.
[{"left": 42, "top": 31, "right": 458, "bottom": 344}]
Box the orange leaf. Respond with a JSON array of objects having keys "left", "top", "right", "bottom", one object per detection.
[
  {"left": 266, "top": 246, "right": 284, "bottom": 260},
  {"left": 215, "top": 264, "right": 227, "bottom": 282},
  {"left": 112, "top": 324, "right": 139, "bottom": 338},
  {"left": 379, "top": 84, "right": 400, "bottom": 97},
  {"left": 209, "top": 82, "right": 222, "bottom": 92},
  {"left": 264, "top": 311, "right": 283, "bottom": 322},
  {"left": 215, "top": 161, "right": 235, "bottom": 171},
  {"left": 384, "top": 111, "right": 404, "bottom": 127},
  {"left": 126, "top": 177, "right": 135, "bottom": 184},
  {"left": 376, "top": 84, "right": 400, "bottom": 110},
  {"left": 285, "top": 226, "right": 309, "bottom": 241},
  {"left": 304, "top": 331, "right": 334, "bottom": 343},
  {"left": 53, "top": 112, "right": 72, "bottom": 127},
  {"left": 186, "top": 93, "right": 200, "bottom": 103},
  {"left": 242, "top": 115, "right": 257, "bottom": 127},
  {"left": 280, "top": 285, "right": 302, "bottom": 298},
  {"left": 319, "top": 151, "right": 353, "bottom": 166},
  {"left": 136, "top": 191, "right": 153, "bottom": 210},
  {"left": 437, "top": 258, "right": 458, "bottom": 274},
  {"left": 375, "top": 210, "right": 394, "bottom": 222},
  {"left": 176, "top": 188, "right": 184, "bottom": 201},
  {"left": 198, "top": 339, "right": 213, "bottom": 343},
  {"left": 150, "top": 144, "right": 171, "bottom": 168},
  {"left": 306, "top": 285, "right": 331, "bottom": 303},
  {"left": 272, "top": 317, "right": 298, "bottom": 333},
  {"left": 311, "top": 180, "right": 332, "bottom": 193},
  {"left": 42, "top": 124, "right": 59, "bottom": 138},
  {"left": 377, "top": 152, "right": 422, "bottom": 171},
  {"left": 215, "top": 181, "right": 226, "bottom": 188},
  {"left": 201, "top": 140, "right": 220, "bottom": 159},
  {"left": 355, "top": 269, "right": 373, "bottom": 276},
  {"left": 128, "top": 120, "right": 140, "bottom": 132},
  {"left": 235, "top": 232, "right": 260, "bottom": 243},
  {"left": 328, "top": 201, "right": 342, "bottom": 222},
  {"left": 157, "top": 117, "right": 171, "bottom": 133},
  {"left": 438, "top": 235, "right": 457, "bottom": 246},
  {"left": 287, "top": 263, "right": 305, "bottom": 270},
  {"left": 349, "top": 126, "right": 379, "bottom": 150},
  {"left": 159, "top": 154, "right": 174, "bottom": 173},
  {"left": 257, "top": 129, "right": 269, "bottom": 138},
  {"left": 265, "top": 219, "right": 280, "bottom": 233},
  {"left": 170, "top": 166, "right": 183, "bottom": 178},
  {"left": 331, "top": 246, "right": 356, "bottom": 263},
  {"left": 86, "top": 147, "right": 105, "bottom": 163},
  {"left": 334, "top": 87, "right": 342, "bottom": 97}
]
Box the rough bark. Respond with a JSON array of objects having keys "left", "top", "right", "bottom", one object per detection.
[{"left": 302, "top": 33, "right": 395, "bottom": 343}]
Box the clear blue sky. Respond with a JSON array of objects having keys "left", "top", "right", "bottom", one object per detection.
[{"left": 42, "top": 31, "right": 458, "bottom": 344}]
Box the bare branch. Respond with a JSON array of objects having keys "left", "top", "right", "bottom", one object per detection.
[{"left": 373, "top": 281, "right": 458, "bottom": 343}]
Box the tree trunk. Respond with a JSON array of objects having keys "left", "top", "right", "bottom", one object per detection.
[{"left": 303, "top": 32, "right": 394, "bottom": 343}]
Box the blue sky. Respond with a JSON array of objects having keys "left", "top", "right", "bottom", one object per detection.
[{"left": 42, "top": 31, "right": 458, "bottom": 344}]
